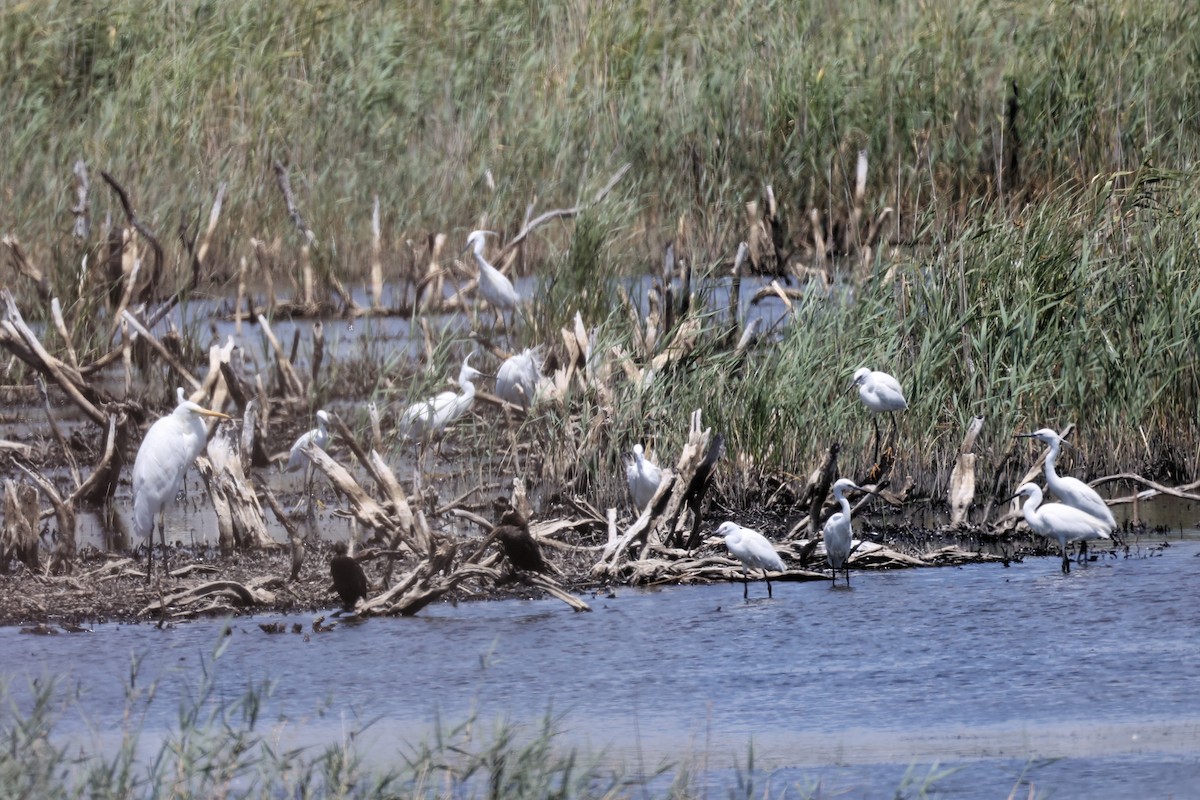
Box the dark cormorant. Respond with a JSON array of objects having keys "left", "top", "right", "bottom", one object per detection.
[
  {"left": 330, "top": 541, "right": 369, "bottom": 611},
  {"left": 492, "top": 509, "right": 549, "bottom": 574}
]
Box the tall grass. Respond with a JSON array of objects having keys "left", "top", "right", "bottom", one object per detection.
[{"left": 3, "top": 0, "right": 1200, "bottom": 511}]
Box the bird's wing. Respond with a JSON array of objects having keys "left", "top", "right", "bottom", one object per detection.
[{"left": 285, "top": 430, "right": 315, "bottom": 471}]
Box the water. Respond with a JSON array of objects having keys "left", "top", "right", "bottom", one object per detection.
[{"left": 3, "top": 536, "right": 1199, "bottom": 798}]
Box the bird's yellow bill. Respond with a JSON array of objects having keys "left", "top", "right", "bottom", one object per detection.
[{"left": 198, "top": 408, "right": 233, "bottom": 420}]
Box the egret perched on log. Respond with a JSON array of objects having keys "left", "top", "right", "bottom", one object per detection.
[
  {"left": 286, "top": 409, "right": 331, "bottom": 515},
  {"left": 464, "top": 230, "right": 519, "bottom": 328},
  {"left": 718, "top": 521, "right": 786, "bottom": 599},
  {"left": 1015, "top": 428, "right": 1116, "bottom": 532},
  {"left": 132, "top": 387, "right": 231, "bottom": 576},
  {"left": 626, "top": 444, "right": 663, "bottom": 514},
  {"left": 851, "top": 366, "right": 907, "bottom": 461},
  {"left": 285, "top": 409, "right": 331, "bottom": 473},
  {"left": 491, "top": 509, "right": 549, "bottom": 574},
  {"left": 822, "top": 478, "right": 871, "bottom": 586},
  {"left": 1009, "top": 483, "right": 1112, "bottom": 573},
  {"left": 330, "top": 541, "right": 369, "bottom": 612},
  {"left": 399, "top": 354, "right": 486, "bottom": 441},
  {"left": 495, "top": 348, "right": 543, "bottom": 410}
]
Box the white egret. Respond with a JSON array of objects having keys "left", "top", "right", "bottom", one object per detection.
[
  {"left": 822, "top": 477, "right": 870, "bottom": 586},
  {"left": 399, "top": 354, "right": 486, "bottom": 441},
  {"left": 1015, "top": 428, "right": 1116, "bottom": 532},
  {"left": 330, "top": 541, "right": 369, "bottom": 612},
  {"left": 626, "top": 444, "right": 663, "bottom": 513},
  {"left": 285, "top": 409, "right": 331, "bottom": 473},
  {"left": 1010, "top": 483, "right": 1112, "bottom": 573},
  {"left": 285, "top": 409, "right": 332, "bottom": 515},
  {"left": 495, "top": 348, "right": 543, "bottom": 410},
  {"left": 851, "top": 366, "right": 907, "bottom": 459},
  {"left": 132, "top": 387, "right": 231, "bottom": 575},
  {"left": 718, "top": 521, "right": 786, "bottom": 599},
  {"left": 464, "top": 230, "right": 519, "bottom": 328}
]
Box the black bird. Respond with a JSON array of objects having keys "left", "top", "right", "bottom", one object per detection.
[
  {"left": 492, "top": 509, "right": 549, "bottom": 574},
  {"left": 330, "top": 541, "right": 369, "bottom": 612}
]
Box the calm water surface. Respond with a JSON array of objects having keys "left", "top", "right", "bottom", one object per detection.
[{"left": 3, "top": 534, "right": 1199, "bottom": 798}]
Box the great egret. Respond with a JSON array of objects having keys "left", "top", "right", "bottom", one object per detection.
[
  {"left": 491, "top": 508, "right": 549, "bottom": 573},
  {"left": 1015, "top": 428, "right": 1117, "bottom": 532},
  {"left": 330, "top": 541, "right": 369, "bottom": 612},
  {"left": 285, "top": 409, "right": 331, "bottom": 473},
  {"left": 718, "top": 521, "right": 786, "bottom": 599},
  {"left": 1009, "top": 482, "right": 1112, "bottom": 573},
  {"left": 132, "top": 387, "right": 231, "bottom": 575},
  {"left": 399, "top": 354, "right": 486, "bottom": 441},
  {"left": 822, "top": 477, "right": 870, "bottom": 586},
  {"left": 851, "top": 366, "right": 907, "bottom": 460},
  {"left": 495, "top": 348, "right": 543, "bottom": 410},
  {"left": 464, "top": 230, "right": 519, "bottom": 327},
  {"left": 626, "top": 444, "right": 663, "bottom": 513},
  {"left": 285, "top": 409, "right": 331, "bottom": 516}
]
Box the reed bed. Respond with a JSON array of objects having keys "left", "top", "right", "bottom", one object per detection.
[{"left": 1, "top": 0, "right": 1199, "bottom": 518}]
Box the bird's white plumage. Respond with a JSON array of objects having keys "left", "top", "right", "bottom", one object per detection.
[
  {"left": 400, "top": 355, "right": 485, "bottom": 440},
  {"left": 465, "top": 230, "right": 519, "bottom": 310},
  {"left": 495, "top": 348, "right": 543, "bottom": 410},
  {"left": 822, "top": 478, "right": 861, "bottom": 575},
  {"left": 719, "top": 521, "right": 785, "bottom": 573},
  {"left": 626, "top": 444, "right": 663, "bottom": 512},
  {"left": 286, "top": 409, "right": 331, "bottom": 472},
  {"left": 1013, "top": 482, "right": 1111, "bottom": 571},
  {"left": 132, "top": 387, "right": 229, "bottom": 549},
  {"left": 1021, "top": 428, "right": 1116, "bottom": 530},
  {"left": 851, "top": 367, "right": 908, "bottom": 414}
]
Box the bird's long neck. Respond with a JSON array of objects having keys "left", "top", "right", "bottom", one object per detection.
[
  {"left": 1043, "top": 440, "right": 1062, "bottom": 483},
  {"left": 1020, "top": 488, "right": 1043, "bottom": 523},
  {"left": 458, "top": 376, "right": 477, "bottom": 399},
  {"left": 834, "top": 487, "right": 851, "bottom": 518},
  {"left": 472, "top": 249, "right": 496, "bottom": 275}
]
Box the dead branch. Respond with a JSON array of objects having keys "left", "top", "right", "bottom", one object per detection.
[
  {"left": 100, "top": 170, "right": 164, "bottom": 303},
  {"left": 2, "top": 237, "right": 51, "bottom": 302},
  {"left": 273, "top": 161, "right": 317, "bottom": 245}
]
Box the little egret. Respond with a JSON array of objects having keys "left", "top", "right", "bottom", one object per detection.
[
  {"left": 399, "top": 354, "right": 486, "bottom": 441},
  {"left": 491, "top": 508, "right": 549, "bottom": 574},
  {"left": 626, "top": 444, "right": 663, "bottom": 513},
  {"left": 495, "top": 348, "right": 543, "bottom": 410},
  {"left": 851, "top": 366, "right": 907, "bottom": 461},
  {"left": 285, "top": 409, "right": 331, "bottom": 473},
  {"left": 822, "top": 477, "right": 871, "bottom": 586},
  {"left": 1015, "top": 428, "right": 1117, "bottom": 532},
  {"left": 464, "top": 230, "right": 519, "bottom": 328},
  {"left": 132, "top": 388, "right": 231, "bottom": 575},
  {"left": 718, "top": 521, "right": 786, "bottom": 599},
  {"left": 1009, "top": 483, "right": 1112, "bottom": 573},
  {"left": 330, "top": 541, "right": 369, "bottom": 612},
  {"left": 285, "top": 409, "right": 331, "bottom": 515}
]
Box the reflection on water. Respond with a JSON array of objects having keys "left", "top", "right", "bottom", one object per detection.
[{"left": 3, "top": 534, "right": 1199, "bottom": 798}]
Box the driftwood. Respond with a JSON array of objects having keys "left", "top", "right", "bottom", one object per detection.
[
  {"left": 14, "top": 462, "right": 76, "bottom": 574},
  {"left": 1, "top": 480, "right": 40, "bottom": 573},
  {"left": 947, "top": 415, "right": 986, "bottom": 528},
  {"left": 140, "top": 579, "right": 276, "bottom": 616},
  {"left": 196, "top": 422, "right": 274, "bottom": 554}
]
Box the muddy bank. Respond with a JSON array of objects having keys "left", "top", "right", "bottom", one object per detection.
[{"left": 2, "top": 520, "right": 1113, "bottom": 630}]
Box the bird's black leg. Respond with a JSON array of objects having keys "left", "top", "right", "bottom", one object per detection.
[
  {"left": 871, "top": 417, "right": 882, "bottom": 465},
  {"left": 845, "top": 565, "right": 851, "bottom": 586},
  {"left": 742, "top": 570, "right": 749, "bottom": 600},
  {"left": 160, "top": 521, "right": 170, "bottom": 577},
  {"left": 1061, "top": 549, "right": 1071, "bottom": 574},
  {"left": 1078, "top": 540, "right": 1089, "bottom": 563},
  {"left": 766, "top": 572, "right": 773, "bottom": 598}
]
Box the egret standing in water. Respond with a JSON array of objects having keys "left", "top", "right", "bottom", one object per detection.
[
  {"left": 1015, "top": 428, "right": 1116, "bottom": 533},
  {"left": 285, "top": 409, "right": 331, "bottom": 515},
  {"left": 718, "top": 521, "right": 786, "bottom": 599},
  {"left": 132, "top": 387, "right": 231, "bottom": 576},
  {"left": 464, "top": 230, "right": 519, "bottom": 329},
  {"left": 851, "top": 367, "right": 907, "bottom": 461},
  {"left": 626, "top": 444, "right": 663, "bottom": 514},
  {"left": 495, "top": 348, "right": 543, "bottom": 410},
  {"left": 1009, "top": 483, "right": 1112, "bottom": 573},
  {"left": 399, "top": 354, "right": 486, "bottom": 442},
  {"left": 822, "top": 478, "right": 871, "bottom": 586}
]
